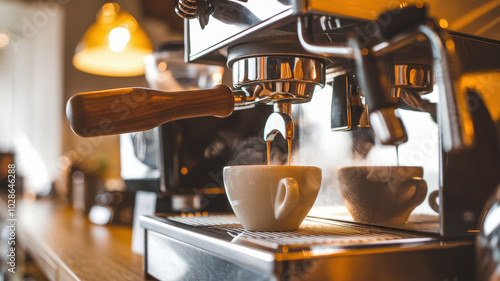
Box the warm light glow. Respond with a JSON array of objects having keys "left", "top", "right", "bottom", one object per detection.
[
  {"left": 73, "top": 47, "right": 150, "bottom": 76},
  {"left": 460, "top": 71, "right": 500, "bottom": 121},
  {"left": 109, "top": 27, "right": 130, "bottom": 52},
  {"left": 212, "top": 71, "right": 223, "bottom": 84},
  {"left": 89, "top": 205, "right": 112, "bottom": 225},
  {"left": 104, "top": 178, "right": 125, "bottom": 191},
  {"left": 158, "top": 61, "right": 168, "bottom": 72},
  {"left": 72, "top": 2, "right": 152, "bottom": 77},
  {"left": 439, "top": 19, "right": 449, "bottom": 29},
  {"left": 0, "top": 31, "right": 9, "bottom": 49},
  {"left": 181, "top": 167, "right": 188, "bottom": 175},
  {"left": 56, "top": 155, "right": 71, "bottom": 170},
  {"left": 445, "top": 39, "right": 455, "bottom": 51},
  {"left": 294, "top": 59, "right": 304, "bottom": 79},
  {"left": 102, "top": 2, "right": 117, "bottom": 16}
]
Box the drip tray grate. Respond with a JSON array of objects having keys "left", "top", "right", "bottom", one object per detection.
[{"left": 167, "top": 215, "right": 428, "bottom": 248}]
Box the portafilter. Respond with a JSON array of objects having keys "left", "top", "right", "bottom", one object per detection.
[{"left": 67, "top": 41, "right": 328, "bottom": 137}]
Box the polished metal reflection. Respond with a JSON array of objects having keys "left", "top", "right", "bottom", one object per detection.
[
  {"left": 142, "top": 214, "right": 475, "bottom": 281},
  {"left": 369, "top": 108, "right": 408, "bottom": 145},
  {"left": 297, "top": 15, "right": 474, "bottom": 153},
  {"left": 393, "top": 64, "right": 433, "bottom": 92},
  {"left": 477, "top": 185, "right": 500, "bottom": 281},
  {"left": 372, "top": 26, "right": 475, "bottom": 152},
  {"left": 231, "top": 56, "right": 326, "bottom": 105},
  {"left": 297, "top": 17, "right": 355, "bottom": 59},
  {"left": 274, "top": 102, "right": 291, "bottom": 116},
  {"left": 175, "top": 0, "right": 198, "bottom": 19},
  {"left": 264, "top": 112, "right": 294, "bottom": 141},
  {"left": 416, "top": 24, "right": 475, "bottom": 152}
]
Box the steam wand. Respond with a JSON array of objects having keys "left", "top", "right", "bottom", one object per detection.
[{"left": 297, "top": 4, "right": 475, "bottom": 152}]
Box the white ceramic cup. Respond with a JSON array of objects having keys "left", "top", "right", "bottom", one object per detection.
[
  {"left": 223, "top": 165, "right": 322, "bottom": 231},
  {"left": 336, "top": 166, "right": 427, "bottom": 226}
]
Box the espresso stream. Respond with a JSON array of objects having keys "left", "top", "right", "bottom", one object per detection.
[{"left": 266, "top": 139, "right": 292, "bottom": 165}]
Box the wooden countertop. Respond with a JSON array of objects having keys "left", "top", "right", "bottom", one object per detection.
[{"left": 2, "top": 198, "right": 146, "bottom": 281}]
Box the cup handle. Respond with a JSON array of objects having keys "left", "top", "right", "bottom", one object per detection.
[
  {"left": 428, "top": 190, "right": 440, "bottom": 213},
  {"left": 274, "top": 177, "right": 299, "bottom": 220},
  {"left": 395, "top": 178, "right": 428, "bottom": 216}
]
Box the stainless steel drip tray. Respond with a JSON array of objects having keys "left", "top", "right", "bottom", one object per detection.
[
  {"left": 166, "top": 215, "right": 433, "bottom": 250},
  {"left": 141, "top": 214, "right": 475, "bottom": 281}
]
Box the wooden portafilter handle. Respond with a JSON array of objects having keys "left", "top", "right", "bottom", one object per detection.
[{"left": 66, "top": 84, "right": 235, "bottom": 137}]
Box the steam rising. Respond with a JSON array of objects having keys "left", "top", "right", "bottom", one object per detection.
[
  {"left": 228, "top": 136, "right": 288, "bottom": 165},
  {"left": 366, "top": 166, "right": 392, "bottom": 182}
]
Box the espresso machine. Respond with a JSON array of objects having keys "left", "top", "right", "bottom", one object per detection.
[
  {"left": 119, "top": 41, "right": 273, "bottom": 213},
  {"left": 66, "top": 0, "right": 500, "bottom": 280}
]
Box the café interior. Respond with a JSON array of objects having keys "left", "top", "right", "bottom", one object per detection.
[{"left": 1, "top": 0, "right": 500, "bottom": 280}]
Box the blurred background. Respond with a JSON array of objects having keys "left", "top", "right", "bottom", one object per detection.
[{"left": 0, "top": 0, "right": 183, "bottom": 198}]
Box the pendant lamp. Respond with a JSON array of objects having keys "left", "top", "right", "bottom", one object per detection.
[{"left": 73, "top": 2, "right": 152, "bottom": 77}]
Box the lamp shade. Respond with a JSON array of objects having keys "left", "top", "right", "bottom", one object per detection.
[{"left": 73, "top": 3, "right": 152, "bottom": 77}]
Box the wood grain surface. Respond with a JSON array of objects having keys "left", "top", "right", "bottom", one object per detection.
[
  {"left": 67, "top": 84, "right": 235, "bottom": 137},
  {"left": 3, "top": 198, "right": 148, "bottom": 281}
]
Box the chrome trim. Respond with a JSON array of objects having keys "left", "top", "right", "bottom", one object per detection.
[
  {"left": 187, "top": 9, "right": 294, "bottom": 63},
  {"left": 417, "top": 24, "right": 475, "bottom": 152},
  {"left": 232, "top": 56, "right": 326, "bottom": 105},
  {"left": 141, "top": 214, "right": 475, "bottom": 272},
  {"left": 141, "top": 215, "right": 276, "bottom": 273},
  {"left": 264, "top": 112, "right": 294, "bottom": 141},
  {"left": 393, "top": 64, "right": 433, "bottom": 91},
  {"left": 175, "top": 0, "right": 198, "bottom": 19},
  {"left": 371, "top": 25, "right": 475, "bottom": 152},
  {"left": 369, "top": 108, "right": 408, "bottom": 145},
  {"left": 297, "top": 16, "right": 475, "bottom": 152},
  {"left": 297, "top": 17, "right": 355, "bottom": 59},
  {"left": 273, "top": 102, "right": 292, "bottom": 116}
]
